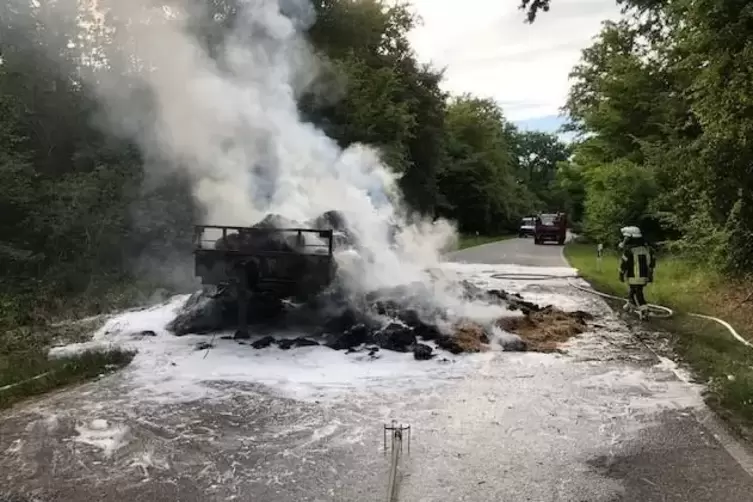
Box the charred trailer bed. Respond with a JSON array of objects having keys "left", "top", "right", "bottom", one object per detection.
[{"left": 193, "top": 225, "right": 336, "bottom": 337}]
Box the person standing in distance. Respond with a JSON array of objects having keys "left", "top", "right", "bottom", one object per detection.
[{"left": 618, "top": 226, "right": 656, "bottom": 319}]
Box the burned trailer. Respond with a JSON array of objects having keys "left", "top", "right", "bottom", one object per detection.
[{"left": 193, "top": 225, "right": 337, "bottom": 337}]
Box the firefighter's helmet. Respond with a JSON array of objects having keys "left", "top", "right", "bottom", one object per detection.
[{"left": 620, "top": 226, "right": 642, "bottom": 239}]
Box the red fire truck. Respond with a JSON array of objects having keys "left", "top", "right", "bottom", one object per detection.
[{"left": 534, "top": 212, "right": 568, "bottom": 245}]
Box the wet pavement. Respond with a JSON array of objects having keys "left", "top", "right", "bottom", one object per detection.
[
  {"left": 1, "top": 238, "right": 752, "bottom": 501},
  {"left": 446, "top": 236, "right": 568, "bottom": 267}
]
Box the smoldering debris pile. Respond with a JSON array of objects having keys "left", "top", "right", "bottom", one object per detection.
[
  {"left": 166, "top": 210, "right": 595, "bottom": 358},
  {"left": 168, "top": 282, "right": 496, "bottom": 361},
  {"left": 167, "top": 279, "right": 595, "bottom": 359}
]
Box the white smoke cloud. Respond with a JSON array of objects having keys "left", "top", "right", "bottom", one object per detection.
[{"left": 82, "top": 0, "right": 461, "bottom": 297}]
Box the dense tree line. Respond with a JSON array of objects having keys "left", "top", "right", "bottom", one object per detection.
[
  {"left": 0, "top": 0, "right": 567, "bottom": 324},
  {"left": 533, "top": 0, "right": 753, "bottom": 277}
]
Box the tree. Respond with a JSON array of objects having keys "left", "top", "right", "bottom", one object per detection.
[
  {"left": 509, "top": 129, "right": 571, "bottom": 209},
  {"left": 545, "top": 0, "right": 753, "bottom": 275},
  {"left": 302, "top": 0, "right": 447, "bottom": 215},
  {"left": 439, "top": 96, "right": 535, "bottom": 233},
  {"left": 519, "top": 0, "right": 550, "bottom": 23},
  {"left": 518, "top": 0, "right": 655, "bottom": 23},
  {"left": 582, "top": 159, "right": 657, "bottom": 246},
  {"left": 553, "top": 159, "right": 587, "bottom": 226}
]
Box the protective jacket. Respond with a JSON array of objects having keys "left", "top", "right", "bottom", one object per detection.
[{"left": 619, "top": 238, "right": 656, "bottom": 285}]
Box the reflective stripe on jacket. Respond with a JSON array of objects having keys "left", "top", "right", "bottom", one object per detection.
[{"left": 620, "top": 245, "right": 654, "bottom": 285}]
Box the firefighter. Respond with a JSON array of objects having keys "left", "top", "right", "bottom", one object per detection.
[{"left": 618, "top": 226, "right": 656, "bottom": 319}]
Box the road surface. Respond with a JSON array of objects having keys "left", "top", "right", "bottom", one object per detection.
[
  {"left": 1, "top": 238, "right": 752, "bottom": 501},
  {"left": 451, "top": 235, "right": 568, "bottom": 267}
]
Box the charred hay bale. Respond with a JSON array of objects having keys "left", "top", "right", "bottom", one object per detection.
[
  {"left": 167, "top": 290, "right": 233, "bottom": 336},
  {"left": 214, "top": 229, "right": 297, "bottom": 254},
  {"left": 486, "top": 289, "right": 507, "bottom": 301},
  {"left": 374, "top": 299, "right": 402, "bottom": 317},
  {"left": 310, "top": 210, "right": 348, "bottom": 231},
  {"left": 449, "top": 322, "right": 491, "bottom": 353},
  {"left": 253, "top": 213, "right": 300, "bottom": 229},
  {"left": 399, "top": 309, "right": 422, "bottom": 328},
  {"left": 431, "top": 322, "right": 490, "bottom": 355},
  {"left": 167, "top": 288, "right": 291, "bottom": 337},
  {"left": 571, "top": 310, "right": 595, "bottom": 322},
  {"left": 326, "top": 323, "right": 372, "bottom": 350},
  {"left": 459, "top": 285, "right": 542, "bottom": 314},
  {"left": 323, "top": 308, "right": 360, "bottom": 333},
  {"left": 413, "top": 343, "right": 434, "bottom": 360},
  {"left": 251, "top": 335, "right": 276, "bottom": 349},
  {"left": 374, "top": 323, "right": 416, "bottom": 352},
  {"left": 487, "top": 289, "right": 541, "bottom": 313},
  {"left": 247, "top": 335, "right": 320, "bottom": 350},
  {"left": 496, "top": 306, "right": 591, "bottom": 352},
  {"left": 213, "top": 232, "right": 241, "bottom": 250},
  {"left": 374, "top": 300, "right": 424, "bottom": 321},
  {"left": 278, "top": 337, "right": 320, "bottom": 350},
  {"left": 344, "top": 345, "right": 381, "bottom": 359},
  {"left": 214, "top": 213, "right": 304, "bottom": 254},
  {"left": 460, "top": 280, "right": 486, "bottom": 300},
  {"left": 294, "top": 337, "right": 320, "bottom": 347},
  {"left": 308, "top": 210, "right": 360, "bottom": 248},
  {"left": 434, "top": 335, "right": 463, "bottom": 354},
  {"left": 414, "top": 322, "right": 442, "bottom": 341}
]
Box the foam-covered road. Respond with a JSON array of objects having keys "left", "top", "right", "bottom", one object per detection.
[{"left": 1, "top": 238, "right": 752, "bottom": 501}]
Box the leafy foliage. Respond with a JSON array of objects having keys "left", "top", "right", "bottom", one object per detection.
[
  {"left": 582, "top": 159, "right": 657, "bottom": 246},
  {"left": 511, "top": 129, "right": 571, "bottom": 210},
  {"left": 531, "top": 0, "right": 753, "bottom": 275}
]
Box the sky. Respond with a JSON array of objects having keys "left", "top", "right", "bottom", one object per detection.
[{"left": 406, "top": 0, "right": 623, "bottom": 135}]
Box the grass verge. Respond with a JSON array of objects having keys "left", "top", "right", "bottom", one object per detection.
[
  {"left": 457, "top": 234, "right": 514, "bottom": 250},
  {"left": 0, "top": 278, "right": 174, "bottom": 409},
  {"left": 565, "top": 242, "right": 753, "bottom": 439},
  {"left": 0, "top": 319, "right": 135, "bottom": 409}
]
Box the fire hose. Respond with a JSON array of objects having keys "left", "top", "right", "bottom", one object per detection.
[{"left": 489, "top": 272, "right": 753, "bottom": 349}]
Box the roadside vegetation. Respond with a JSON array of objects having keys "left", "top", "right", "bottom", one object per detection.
[
  {"left": 527, "top": 0, "right": 753, "bottom": 280},
  {"left": 523, "top": 0, "right": 753, "bottom": 439},
  {"left": 566, "top": 243, "right": 753, "bottom": 438},
  {"left": 0, "top": 318, "right": 135, "bottom": 409}
]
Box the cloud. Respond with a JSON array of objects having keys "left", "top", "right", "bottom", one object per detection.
[{"left": 407, "top": 0, "right": 622, "bottom": 122}]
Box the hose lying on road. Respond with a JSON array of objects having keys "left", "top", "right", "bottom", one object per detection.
[
  {"left": 567, "top": 279, "right": 753, "bottom": 349},
  {"left": 0, "top": 371, "right": 53, "bottom": 393},
  {"left": 491, "top": 272, "right": 753, "bottom": 350}
]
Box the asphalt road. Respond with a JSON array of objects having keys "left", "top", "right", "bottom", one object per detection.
[
  {"left": 441, "top": 237, "right": 753, "bottom": 501},
  {"left": 1, "top": 238, "right": 752, "bottom": 501},
  {"left": 447, "top": 235, "right": 568, "bottom": 267}
]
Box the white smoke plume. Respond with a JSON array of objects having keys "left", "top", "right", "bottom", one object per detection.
[{"left": 84, "top": 0, "right": 462, "bottom": 298}]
